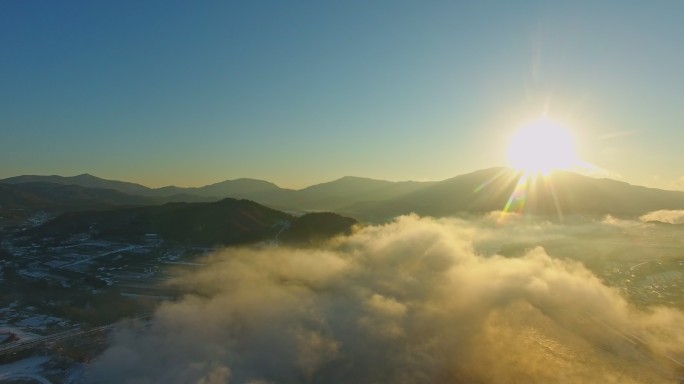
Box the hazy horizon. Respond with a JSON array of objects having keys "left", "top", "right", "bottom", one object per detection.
[
  {"left": 4, "top": 165, "right": 684, "bottom": 193},
  {"left": 2, "top": 2, "right": 684, "bottom": 190}
]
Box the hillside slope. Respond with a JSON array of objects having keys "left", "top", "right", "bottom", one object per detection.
[
  {"left": 340, "top": 167, "right": 684, "bottom": 220},
  {"left": 17, "top": 198, "right": 357, "bottom": 247}
]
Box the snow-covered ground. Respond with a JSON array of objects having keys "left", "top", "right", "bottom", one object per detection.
[
  {"left": 1, "top": 302, "right": 70, "bottom": 335},
  {"left": 0, "top": 327, "right": 40, "bottom": 343},
  {"left": 16, "top": 315, "right": 66, "bottom": 331},
  {"left": 0, "top": 355, "right": 52, "bottom": 383}
]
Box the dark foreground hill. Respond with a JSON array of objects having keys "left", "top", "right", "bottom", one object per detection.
[
  {"left": 280, "top": 212, "right": 358, "bottom": 245},
  {"left": 17, "top": 198, "right": 357, "bottom": 247},
  {"left": 0, "top": 182, "right": 153, "bottom": 225},
  {"left": 0, "top": 182, "right": 217, "bottom": 226},
  {"left": 0, "top": 182, "right": 151, "bottom": 209}
]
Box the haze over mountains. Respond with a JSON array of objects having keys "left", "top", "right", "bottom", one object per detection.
[
  {"left": 4, "top": 171, "right": 684, "bottom": 383},
  {"left": 0, "top": 181, "right": 212, "bottom": 220},
  {"left": 340, "top": 168, "right": 684, "bottom": 220},
  {"left": 1, "top": 174, "right": 279, "bottom": 201},
  {"left": 3, "top": 167, "right": 684, "bottom": 221},
  {"left": 0, "top": 173, "right": 432, "bottom": 212}
]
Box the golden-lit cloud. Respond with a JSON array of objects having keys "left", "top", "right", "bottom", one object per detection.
[
  {"left": 640, "top": 210, "right": 684, "bottom": 225},
  {"left": 87, "top": 215, "right": 684, "bottom": 384}
]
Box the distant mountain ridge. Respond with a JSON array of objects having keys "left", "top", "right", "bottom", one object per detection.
[
  {"left": 4, "top": 168, "right": 684, "bottom": 222},
  {"left": 265, "top": 176, "right": 434, "bottom": 211},
  {"left": 147, "top": 178, "right": 285, "bottom": 198},
  {"left": 0, "top": 182, "right": 215, "bottom": 226},
  {"left": 0, "top": 174, "right": 283, "bottom": 199},
  {"left": 0, "top": 181, "right": 221, "bottom": 209},
  {"left": 339, "top": 167, "right": 684, "bottom": 220},
  {"left": 0, "top": 182, "right": 150, "bottom": 211},
  {"left": 0, "top": 173, "right": 435, "bottom": 212},
  {"left": 2, "top": 174, "right": 151, "bottom": 196}
]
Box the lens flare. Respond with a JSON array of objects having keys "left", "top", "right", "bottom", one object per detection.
[{"left": 508, "top": 119, "right": 580, "bottom": 175}]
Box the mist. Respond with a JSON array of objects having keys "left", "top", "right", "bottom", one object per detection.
[
  {"left": 641, "top": 210, "right": 684, "bottom": 225},
  {"left": 87, "top": 214, "right": 684, "bottom": 383}
]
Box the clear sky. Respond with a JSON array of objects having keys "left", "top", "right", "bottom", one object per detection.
[{"left": 2, "top": 1, "right": 683, "bottom": 189}]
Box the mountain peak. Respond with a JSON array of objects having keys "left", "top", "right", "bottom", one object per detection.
[
  {"left": 74, "top": 173, "right": 99, "bottom": 179},
  {"left": 206, "top": 178, "right": 280, "bottom": 189}
]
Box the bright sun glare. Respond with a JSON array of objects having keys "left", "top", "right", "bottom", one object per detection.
[{"left": 508, "top": 118, "right": 580, "bottom": 175}]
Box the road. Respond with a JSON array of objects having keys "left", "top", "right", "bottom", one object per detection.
[
  {"left": 58, "top": 245, "right": 143, "bottom": 269},
  {"left": 0, "top": 325, "right": 110, "bottom": 357}
]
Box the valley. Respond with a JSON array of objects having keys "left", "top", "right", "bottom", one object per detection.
[{"left": 1, "top": 170, "right": 684, "bottom": 383}]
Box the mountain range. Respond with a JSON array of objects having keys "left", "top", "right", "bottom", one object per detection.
[
  {"left": 0, "top": 173, "right": 432, "bottom": 212},
  {"left": 1, "top": 173, "right": 280, "bottom": 200},
  {"left": 3, "top": 167, "right": 684, "bottom": 223},
  {"left": 339, "top": 168, "right": 684, "bottom": 220}
]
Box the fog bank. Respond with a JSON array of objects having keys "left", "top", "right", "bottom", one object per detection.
[{"left": 88, "top": 214, "right": 684, "bottom": 383}]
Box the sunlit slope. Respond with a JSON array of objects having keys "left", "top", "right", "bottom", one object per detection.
[{"left": 340, "top": 167, "right": 684, "bottom": 220}]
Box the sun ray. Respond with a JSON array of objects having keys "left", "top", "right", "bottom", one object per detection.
[
  {"left": 508, "top": 118, "right": 580, "bottom": 175},
  {"left": 489, "top": 117, "right": 583, "bottom": 222},
  {"left": 474, "top": 168, "right": 510, "bottom": 193}
]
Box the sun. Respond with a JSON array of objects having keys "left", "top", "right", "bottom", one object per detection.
[{"left": 507, "top": 118, "right": 580, "bottom": 175}]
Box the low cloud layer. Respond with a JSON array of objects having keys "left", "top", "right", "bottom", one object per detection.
[
  {"left": 88, "top": 214, "right": 684, "bottom": 384},
  {"left": 641, "top": 209, "right": 684, "bottom": 225}
]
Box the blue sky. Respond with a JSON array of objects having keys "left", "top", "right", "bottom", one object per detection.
[{"left": 2, "top": 1, "right": 683, "bottom": 189}]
